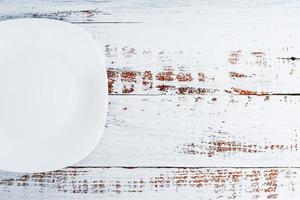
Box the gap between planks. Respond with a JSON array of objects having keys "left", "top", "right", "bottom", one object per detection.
[
  {"left": 67, "top": 166, "right": 300, "bottom": 169},
  {"left": 108, "top": 94, "right": 300, "bottom": 96}
]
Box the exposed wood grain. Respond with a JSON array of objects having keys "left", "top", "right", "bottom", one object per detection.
[
  {"left": 1, "top": 18, "right": 300, "bottom": 95},
  {"left": 0, "top": 0, "right": 111, "bottom": 22},
  {"left": 2, "top": 1, "right": 300, "bottom": 199},
  {"left": 2, "top": 0, "right": 300, "bottom": 24},
  {"left": 0, "top": 167, "right": 299, "bottom": 199},
  {"left": 74, "top": 95, "right": 300, "bottom": 167},
  {"left": 76, "top": 23, "right": 300, "bottom": 95},
  {"left": 68, "top": 22, "right": 300, "bottom": 167}
]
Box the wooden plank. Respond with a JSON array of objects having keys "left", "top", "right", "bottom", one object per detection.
[
  {"left": 73, "top": 95, "right": 300, "bottom": 167},
  {"left": 1, "top": 21, "right": 300, "bottom": 94},
  {"left": 3, "top": 1, "right": 300, "bottom": 199},
  {"left": 0, "top": 0, "right": 111, "bottom": 22},
  {"left": 80, "top": 22, "right": 300, "bottom": 95},
  {"left": 2, "top": 0, "right": 300, "bottom": 24},
  {"left": 0, "top": 167, "right": 299, "bottom": 199}
]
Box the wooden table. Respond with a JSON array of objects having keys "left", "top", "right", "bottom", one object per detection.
[{"left": 1, "top": 1, "right": 300, "bottom": 199}]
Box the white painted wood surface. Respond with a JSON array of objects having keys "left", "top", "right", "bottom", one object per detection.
[
  {"left": 81, "top": 23, "right": 300, "bottom": 95},
  {"left": 1, "top": 0, "right": 300, "bottom": 199},
  {"left": 0, "top": 167, "right": 298, "bottom": 200},
  {"left": 79, "top": 95, "right": 300, "bottom": 167},
  {"left": 2, "top": 0, "right": 300, "bottom": 24}
]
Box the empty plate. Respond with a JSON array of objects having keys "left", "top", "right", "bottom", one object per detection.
[{"left": 0, "top": 18, "right": 108, "bottom": 173}]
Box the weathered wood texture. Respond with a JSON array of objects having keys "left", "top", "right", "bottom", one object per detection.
[
  {"left": 0, "top": 167, "right": 299, "bottom": 200},
  {"left": 2, "top": 0, "right": 300, "bottom": 24},
  {"left": 78, "top": 95, "right": 300, "bottom": 167},
  {"left": 1, "top": 0, "right": 300, "bottom": 199},
  {"left": 78, "top": 23, "right": 300, "bottom": 95}
]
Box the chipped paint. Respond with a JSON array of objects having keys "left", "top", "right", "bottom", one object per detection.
[
  {"left": 122, "top": 46, "right": 137, "bottom": 57},
  {"left": 107, "top": 69, "right": 216, "bottom": 94},
  {"left": 122, "top": 85, "right": 135, "bottom": 94},
  {"left": 251, "top": 51, "right": 266, "bottom": 58},
  {"left": 5, "top": 2, "right": 300, "bottom": 200},
  {"left": 225, "top": 87, "right": 267, "bottom": 95},
  {"left": 228, "top": 50, "right": 242, "bottom": 65},
  {"left": 106, "top": 64, "right": 294, "bottom": 94},
  {"left": 121, "top": 71, "right": 139, "bottom": 82},
  {"left": 176, "top": 72, "right": 193, "bottom": 82},
  {"left": 0, "top": 168, "right": 295, "bottom": 199},
  {"left": 142, "top": 71, "right": 153, "bottom": 88},
  {"left": 156, "top": 69, "right": 175, "bottom": 81},
  {"left": 176, "top": 138, "right": 298, "bottom": 157},
  {"left": 176, "top": 87, "right": 211, "bottom": 95},
  {"left": 107, "top": 68, "right": 119, "bottom": 94},
  {"left": 229, "top": 71, "right": 248, "bottom": 79},
  {"left": 156, "top": 85, "right": 176, "bottom": 92},
  {"left": 198, "top": 72, "right": 207, "bottom": 82},
  {"left": 0, "top": 9, "right": 110, "bottom": 21}
]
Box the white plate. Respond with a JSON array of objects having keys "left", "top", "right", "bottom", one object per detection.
[{"left": 0, "top": 18, "right": 108, "bottom": 173}]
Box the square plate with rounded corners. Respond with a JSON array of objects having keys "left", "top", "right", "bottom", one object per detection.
[{"left": 0, "top": 18, "right": 108, "bottom": 173}]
